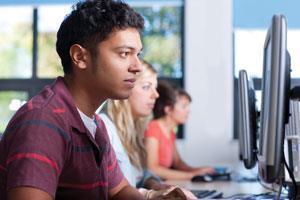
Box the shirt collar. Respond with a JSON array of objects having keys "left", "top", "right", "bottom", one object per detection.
[{"left": 51, "top": 76, "right": 87, "bottom": 133}]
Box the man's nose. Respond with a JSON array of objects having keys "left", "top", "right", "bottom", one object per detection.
[{"left": 129, "top": 57, "right": 142, "bottom": 74}]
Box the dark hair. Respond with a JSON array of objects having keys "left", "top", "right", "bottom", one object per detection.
[
  {"left": 56, "top": 0, "right": 144, "bottom": 74},
  {"left": 177, "top": 88, "right": 192, "bottom": 102},
  {"left": 153, "top": 80, "right": 192, "bottom": 119}
]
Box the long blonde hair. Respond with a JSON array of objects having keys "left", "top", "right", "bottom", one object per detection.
[{"left": 107, "top": 61, "right": 157, "bottom": 169}]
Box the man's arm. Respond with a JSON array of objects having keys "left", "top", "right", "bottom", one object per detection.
[
  {"left": 8, "top": 187, "right": 53, "bottom": 200},
  {"left": 109, "top": 178, "right": 145, "bottom": 200}
]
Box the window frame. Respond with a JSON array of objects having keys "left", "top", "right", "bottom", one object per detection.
[{"left": 0, "top": 8, "right": 55, "bottom": 99}]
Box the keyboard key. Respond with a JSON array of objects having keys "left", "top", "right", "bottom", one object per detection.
[{"left": 190, "top": 189, "right": 223, "bottom": 199}]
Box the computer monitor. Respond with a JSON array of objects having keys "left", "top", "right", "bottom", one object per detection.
[
  {"left": 238, "top": 69, "right": 258, "bottom": 169},
  {"left": 258, "top": 14, "right": 291, "bottom": 183}
]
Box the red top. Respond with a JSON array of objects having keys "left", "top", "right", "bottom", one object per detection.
[
  {"left": 144, "top": 120, "right": 176, "bottom": 168},
  {"left": 0, "top": 77, "right": 123, "bottom": 200}
]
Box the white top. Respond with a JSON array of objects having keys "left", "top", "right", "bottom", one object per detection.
[
  {"left": 100, "top": 113, "right": 141, "bottom": 187},
  {"left": 77, "top": 108, "right": 97, "bottom": 138}
]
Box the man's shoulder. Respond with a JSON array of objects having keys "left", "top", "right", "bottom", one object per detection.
[
  {"left": 15, "top": 78, "right": 75, "bottom": 124},
  {"left": 6, "top": 83, "right": 72, "bottom": 135},
  {"left": 11, "top": 90, "right": 63, "bottom": 125},
  {"left": 6, "top": 103, "right": 69, "bottom": 139}
]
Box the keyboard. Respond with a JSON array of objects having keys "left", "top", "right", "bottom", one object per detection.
[
  {"left": 190, "top": 189, "right": 223, "bottom": 199},
  {"left": 227, "top": 193, "right": 289, "bottom": 200},
  {"left": 191, "top": 172, "right": 231, "bottom": 182}
]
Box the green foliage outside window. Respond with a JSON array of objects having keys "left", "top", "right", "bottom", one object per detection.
[
  {"left": 135, "top": 6, "right": 182, "bottom": 78},
  {"left": 0, "top": 19, "right": 32, "bottom": 78},
  {"left": 38, "top": 31, "right": 63, "bottom": 78}
]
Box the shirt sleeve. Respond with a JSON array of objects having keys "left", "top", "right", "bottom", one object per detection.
[
  {"left": 106, "top": 144, "right": 124, "bottom": 189},
  {"left": 4, "top": 111, "right": 68, "bottom": 198},
  {"left": 144, "top": 121, "right": 161, "bottom": 141}
]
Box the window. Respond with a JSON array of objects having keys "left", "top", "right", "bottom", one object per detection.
[
  {"left": 135, "top": 5, "right": 183, "bottom": 78},
  {"left": 37, "top": 5, "right": 70, "bottom": 78},
  {"left": 0, "top": 6, "right": 32, "bottom": 78},
  {"left": 0, "top": 91, "right": 28, "bottom": 133},
  {"left": 235, "top": 29, "right": 300, "bottom": 78}
]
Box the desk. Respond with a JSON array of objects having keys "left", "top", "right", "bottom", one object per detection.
[{"left": 165, "top": 180, "right": 271, "bottom": 197}]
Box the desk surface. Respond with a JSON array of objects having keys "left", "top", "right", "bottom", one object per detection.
[{"left": 165, "top": 180, "right": 271, "bottom": 197}]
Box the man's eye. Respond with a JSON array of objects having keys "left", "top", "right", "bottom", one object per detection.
[{"left": 120, "top": 52, "right": 130, "bottom": 57}]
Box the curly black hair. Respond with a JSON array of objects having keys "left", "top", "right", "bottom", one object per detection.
[{"left": 56, "top": 0, "right": 144, "bottom": 74}]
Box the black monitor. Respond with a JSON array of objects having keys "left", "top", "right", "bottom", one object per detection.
[
  {"left": 238, "top": 69, "right": 258, "bottom": 169},
  {"left": 258, "top": 14, "right": 291, "bottom": 183}
]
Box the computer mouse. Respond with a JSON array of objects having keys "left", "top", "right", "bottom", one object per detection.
[
  {"left": 203, "top": 175, "right": 213, "bottom": 182},
  {"left": 191, "top": 174, "right": 213, "bottom": 182}
]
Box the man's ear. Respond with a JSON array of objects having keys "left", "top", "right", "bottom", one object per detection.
[{"left": 69, "top": 44, "right": 89, "bottom": 70}]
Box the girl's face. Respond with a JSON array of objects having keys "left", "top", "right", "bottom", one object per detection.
[
  {"left": 168, "top": 95, "right": 191, "bottom": 124},
  {"left": 129, "top": 73, "right": 159, "bottom": 118}
]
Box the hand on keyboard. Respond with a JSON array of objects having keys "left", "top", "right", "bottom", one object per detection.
[{"left": 191, "top": 166, "right": 216, "bottom": 176}]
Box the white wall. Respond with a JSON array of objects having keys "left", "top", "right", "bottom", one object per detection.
[{"left": 177, "top": 0, "right": 240, "bottom": 168}]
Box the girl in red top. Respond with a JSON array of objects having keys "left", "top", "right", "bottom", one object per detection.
[{"left": 145, "top": 81, "right": 215, "bottom": 180}]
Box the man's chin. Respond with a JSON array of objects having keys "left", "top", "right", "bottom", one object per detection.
[{"left": 110, "top": 92, "right": 131, "bottom": 100}]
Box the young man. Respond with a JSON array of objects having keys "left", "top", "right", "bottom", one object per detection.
[{"left": 0, "top": 0, "right": 146, "bottom": 199}]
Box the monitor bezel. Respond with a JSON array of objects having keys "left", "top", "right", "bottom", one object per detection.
[
  {"left": 258, "top": 14, "right": 290, "bottom": 183},
  {"left": 238, "top": 69, "right": 258, "bottom": 169}
]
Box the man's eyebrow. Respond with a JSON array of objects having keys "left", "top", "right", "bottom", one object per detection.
[{"left": 115, "top": 46, "right": 143, "bottom": 52}]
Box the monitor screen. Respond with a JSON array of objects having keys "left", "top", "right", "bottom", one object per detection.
[
  {"left": 238, "top": 69, "right": 258, "bottom": 169},
  {"left": 258, "top": 15, "right": 291, "bottom": 183}
]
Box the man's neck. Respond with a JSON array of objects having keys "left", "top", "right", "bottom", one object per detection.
[{"left": 63, "top": 75, "right": 105, "bottom": 118}]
